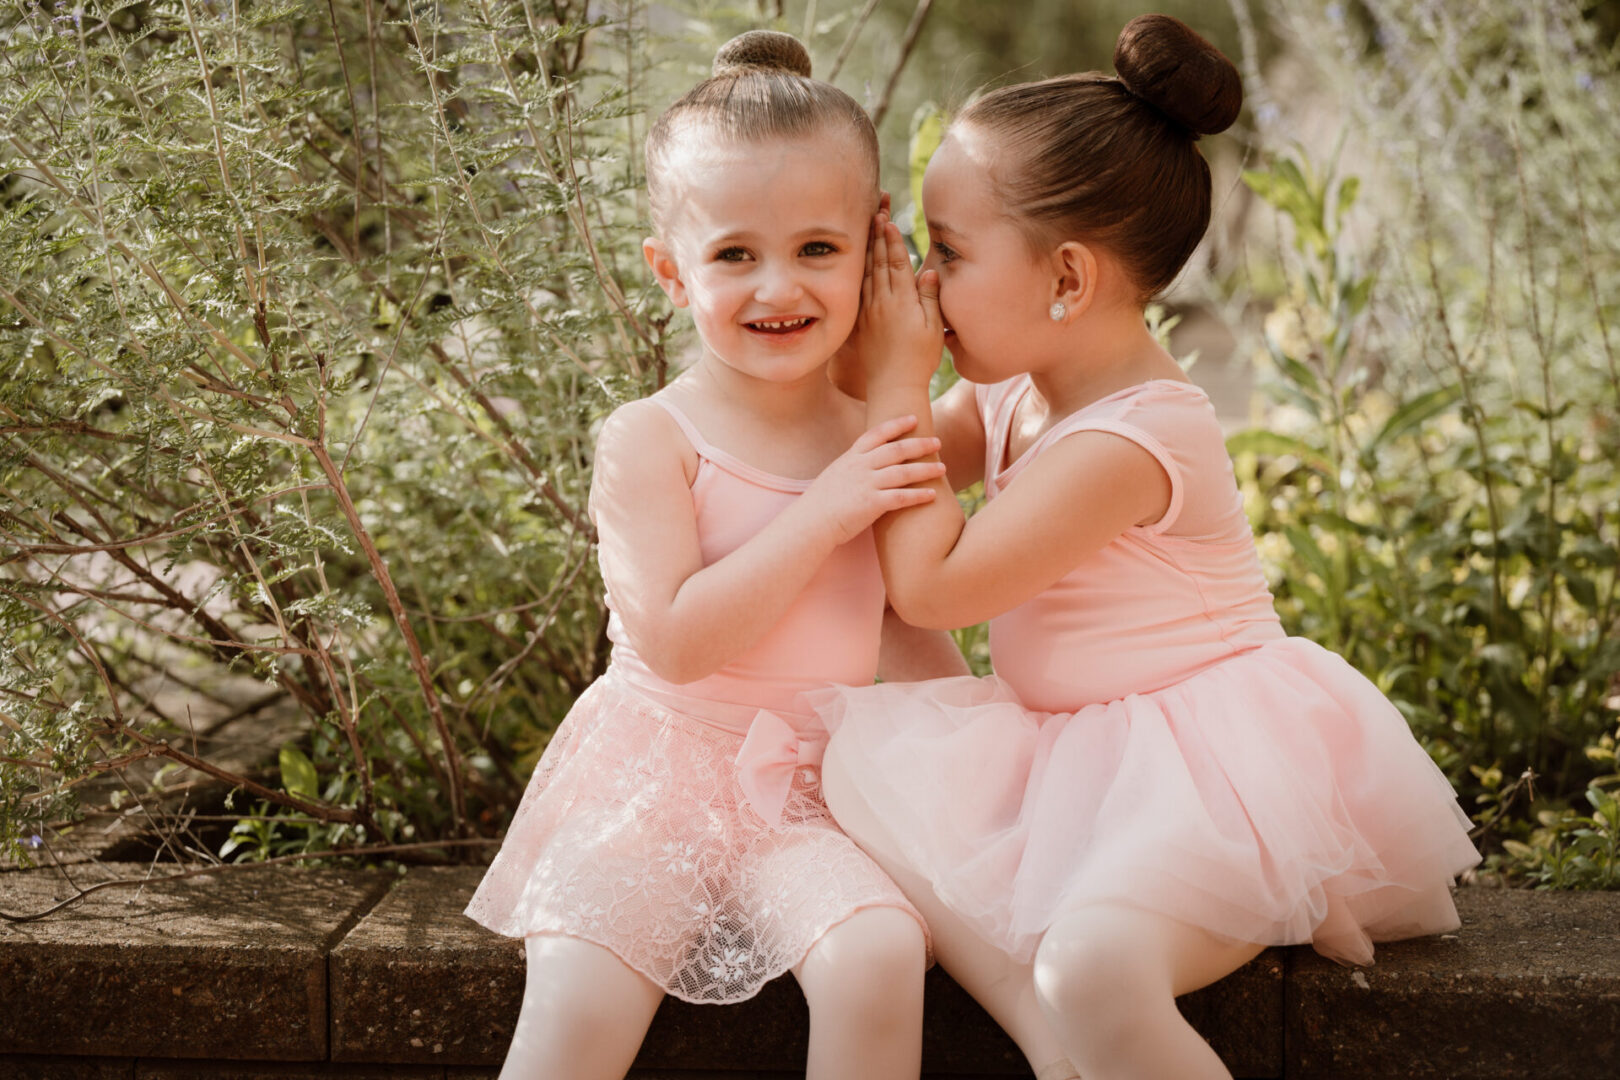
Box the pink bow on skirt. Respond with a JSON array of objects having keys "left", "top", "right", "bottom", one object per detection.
[{"left": 734, "top": 709, "right": 827, "bottom": 828}]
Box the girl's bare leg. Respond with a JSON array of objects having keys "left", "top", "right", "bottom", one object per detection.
[
  {"left": 498, "top": 933, "right": 665, "bottom": 1080},
  {"left": 1032, "top": 905, "right": 1264, "bottom": 1080},
  {"left": 794, "top": 906, "right": 927, "bottom": 1080},
  {"left": 821, "top": 740, "right": 1077, "bottom": 1078}
]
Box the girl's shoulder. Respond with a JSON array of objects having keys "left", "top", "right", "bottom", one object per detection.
[
  {"left": 1072, "top": 379, "right": 1238, "bottom": 538},
  {"left": 1057, "top": 378, "right": 1224, "bottom": 480},
  {"left": 980, "top": 375, "right": 1216, "bottom": 464},
  {"left": 593, "top": 392, "right": 702, "bottom": 486},
  {"left": 1086, "top": 377, "right": 1214, "bottom": 429},
  {"left": 598, "top": 392, "right": 690, "bottom": 450},
  {"left": 991, "top": 376, "right": 1211, "bottom": 448}
]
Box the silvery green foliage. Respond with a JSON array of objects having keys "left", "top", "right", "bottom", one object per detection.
[
  {"left": 1234, "top": 0, "right": 1619, "bottom": 875},
  {"left": 1, "top": 0, "right": 673, "bottom": 863}
]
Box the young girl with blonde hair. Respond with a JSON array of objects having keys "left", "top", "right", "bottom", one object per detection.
[
  {"left": 466, "top": 30, "right": 963, "bottom": 1080},
  {"left": 819, "top": 15, "right": 1481, "bottom": 1080}
]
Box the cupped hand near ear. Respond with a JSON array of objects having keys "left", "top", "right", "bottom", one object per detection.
[
  {"left": 827, "top": 192, "right": 893, "bottom": 401},
  {"left": 854, "top": 209, "right": 944, "bottom": 392}
]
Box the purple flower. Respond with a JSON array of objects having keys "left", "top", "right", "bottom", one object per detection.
[
  {"left": 25, "top": 834, "right": 43, "bottom": 849},
  {"left": 1577, "top": 72, "right": 1595, "bottom": 93}
]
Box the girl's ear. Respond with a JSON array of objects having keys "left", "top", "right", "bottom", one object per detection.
[
  {"left": 1051, "top": 240, "right": 1099, "bottom": 322},
  {"left": 643, "top": 237, "right": 689, "bottom": 308}
]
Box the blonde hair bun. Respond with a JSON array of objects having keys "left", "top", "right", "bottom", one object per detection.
[{"left": 713, "top": 30, "right": 813, "bottom": 78}]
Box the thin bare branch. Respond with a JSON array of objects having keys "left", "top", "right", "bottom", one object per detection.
[{"left": 871, "top": 0, "right": 936, "bottom": 129}]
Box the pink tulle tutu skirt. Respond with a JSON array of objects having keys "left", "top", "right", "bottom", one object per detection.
[
  {"left": 464, "top": 672, "right": 926, "bottom": 1003},
  {"left": 814, "top": 637, "right": 1481, "bottom": 966}
]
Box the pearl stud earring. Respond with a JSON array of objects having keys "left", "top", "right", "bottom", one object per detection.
[{"left": 1049, "top": 301, "right": 1067, "bottom": 321}]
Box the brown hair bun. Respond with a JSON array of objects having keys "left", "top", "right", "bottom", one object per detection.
[
  {"left": 714, "top": 30, "right": 813, "bottom": 78},
  {"left": 1113, "top": 14, "right": 1241, "bottom": 137}
]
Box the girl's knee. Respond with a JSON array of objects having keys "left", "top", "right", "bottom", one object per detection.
[
  {"left": 825, "top": 906, "right": 926, "bottom": 976},
  {"left": 865, "top": 908, "right": 929, "bottom": 984},
  {"left": 1032, "top": 911, "right": 1161, "bottom": 1021},
  {"left": 519, "top": 934, "right": 661, "bottom": 1034},
  {"left": 800, "top": 907, "right": 926, "bottom": 1015}
]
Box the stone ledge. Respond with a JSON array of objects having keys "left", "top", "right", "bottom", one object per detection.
[
  {"left": 329, "top": 865, "right": 1281, "bottom": 1076},
  {"left": 3, "top": 862, "right": 1617, "bottom": 1078},
  {"left": 329, "top": 866, "right": 523, "bottom": 1067},
  {"left": 0, "top": 863, "right": 394, "bottom": 1061},
  {"left": 0, "top": 1062, "right": 996, "bottom": 1080},
  {"left": 1288, "top": 889, "right": 1620, "bottom": 1079}
]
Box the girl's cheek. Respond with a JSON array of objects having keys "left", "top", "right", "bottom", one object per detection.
[{"left": 687, "top": 280, "right": 723, "bottom": 310}]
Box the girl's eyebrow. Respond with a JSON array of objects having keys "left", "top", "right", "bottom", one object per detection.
[
  {"left": 704, "top": 226, "right": 855, "bottom": 246},
  {"left": 927, "top": 220, "right": 958, "bottom": 238}
]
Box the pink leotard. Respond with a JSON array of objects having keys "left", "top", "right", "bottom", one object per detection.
[{"left": 816, "top": 375, "right": 1480, "bottom": 966}]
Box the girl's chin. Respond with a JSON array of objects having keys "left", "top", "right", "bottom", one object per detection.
[{"left": 943, "top": 340, "right": 979, "bottom": 381}]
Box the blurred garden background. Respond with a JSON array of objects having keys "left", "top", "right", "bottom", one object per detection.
[{"left": 3, "top": 0, "right": 1617, "bottom": 892}]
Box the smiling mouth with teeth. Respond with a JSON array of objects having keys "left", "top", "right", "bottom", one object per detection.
[{"left": 746, "top": 317, "right": 814, "bottom": 334}]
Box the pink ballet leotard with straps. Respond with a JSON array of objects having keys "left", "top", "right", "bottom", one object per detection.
[
  {"left": 815, "top": 375, "right": 1480, "bottom": 966},
  {"left": 465, "top": 393, "right": 926, "bottom": 1003}
]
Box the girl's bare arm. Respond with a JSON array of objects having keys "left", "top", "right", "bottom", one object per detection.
[
  {"left": 592, "top": 400, "right": 946, "bottom": 684},
  {"left": 857, "top": 220, "right": 1168, "bottom": 630}
]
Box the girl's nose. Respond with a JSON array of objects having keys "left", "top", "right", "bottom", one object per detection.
[
  {"left": 753, "top": 262, "right": 805, "bottom": 305},
  {"left": 920, "top": 246, "right": 942, "bottom": 275}
]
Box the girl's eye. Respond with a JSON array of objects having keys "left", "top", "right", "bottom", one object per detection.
[
  {"left": 714, "top": 247, "right": 750, "bottom": 263},
  {"left": 932, "top": 241, "right": 959, "bottom": 263},
  {"left": 800, "top": 240, "right": 837, "bottom": 257}
]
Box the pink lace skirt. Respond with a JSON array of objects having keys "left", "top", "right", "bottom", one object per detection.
[{"left": 464, "top": 672, "right": 927, "bottom": 1003}]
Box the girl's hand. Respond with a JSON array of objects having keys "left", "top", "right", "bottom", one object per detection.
[
  {"left": 856, "top": 211, "right": 945, "bottom": 391},
  {"left": 827, "top": 192, "right": 892, "bottom": 401},
  {"left": 800, "top": 414, "right": 946, "bottom": 546}
]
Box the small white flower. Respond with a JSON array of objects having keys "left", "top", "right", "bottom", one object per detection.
[
  {"left": 706, "top": 946, "right": 753, "bottom": 984},
  {"left": 657, "top": 841, "right": 697, "bottom": 874}
]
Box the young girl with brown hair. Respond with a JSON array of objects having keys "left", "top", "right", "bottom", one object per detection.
[{"left": 819, "top": 15, "right": 1480, "bottom": 1080}]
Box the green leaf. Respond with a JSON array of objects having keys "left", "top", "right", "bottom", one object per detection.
[
  {"left": 1342, "top": 273, "right": 1375, "bottom": 317},
  {"left": 1273, "top": 156, "right": 1313, "bottom": 205},
  {"left": 1241, "top": 169, "right": 1287, "bottom": 207},
  {"left": 1501, "top": 839, "right": 1537, "bottom": 860},
  {"left": 1284, "top": 524, "right": 1335, "bottom": 586},
  {"left": 1275, "top": 350, "right": 1326, "bottom": 399},
  {"left": 907, "top": 104, "right": 946, "bottom": 252},
  {"left": 1564, "top": 571, "right": 1598, "bottom": 609},
  {"left": 1334, "top": 176, "right": 1361, "bottom": 227},
  {"left": 1370, "top": 385, "right": 1462, "bottom": 450},
  {"left": 279, "top": 744, "right": 319, "bottom": 802},
  {"left": 1225, "top": 429, "right": 1332, "bottom": 474}
]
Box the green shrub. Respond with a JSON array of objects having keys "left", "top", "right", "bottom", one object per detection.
[
  {"left": 1, "top": 0, "right": 668, "bottom": 862},
  {"left": 1235, "top": 0, "right": 1620, "bottom": 884}
]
